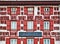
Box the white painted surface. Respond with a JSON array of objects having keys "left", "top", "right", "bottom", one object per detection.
[
  {"left": 54, "top": 24, "right": 60, "bottom": 27},
  {"left": 0, "top": 41, "right": 6, "bottom": 44},
  {"left": 34, "top": 6, "right": 38, "bottom": 16},
  {"left": 55, "top": 41, "right": 60, "bottom": 44},
  {"left": 19, "top": 30, "right": 26, "bottom": 32},
  {"left": 20, "top": 24, "right": 24, "bottom": 27},
  {"left": 38, "top": 41, "right": 39, "bottom": 44},
  {"left": 21, "top": 41, "right": 23, "bottom": 44},
  {"left": 37, "top": 24, "right": 40, "bottom": 27},
  {"left": 0, "top": 30, "right": 9, "bottom": 32},
  {"left": 0, "top": 24, "right": 7, "bottom": 26}
]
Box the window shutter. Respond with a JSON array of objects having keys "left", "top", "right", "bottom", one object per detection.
[
  {"left": 34, "top": 38, "right": 38, "bottom": 44},
  {"left": 24, "top": 7, "right": 28, "bottom": 15},
  {"left": 17, "top": 7, "right": 20, "bottom": 15},
  {"left": 40, "top": 38, "right": 43, "bottom": 44},
  {"left": 24, "top": 20, "right": 27, "bottom": 31},
  {"left": 33, "top": 20, "right": 37, "bottom": 31},
  {"left": 17, "top": 20, "right": 20, "bottom": 31},
  {"left": 23, "top": 38, "right": 27, "bottom": 44},
  {"left": 50, "top": 38, "right": 54, "bottom": 44},
  {"left": 6, "top": 20, "right": 11, "bottom": 31},
  {"left": 17, "top": 38, "right": 21, "bottom": 44},
  {"left": 40, "top": 20, "right": 44, "bottom": 31},
  {"left": 50, "top": 20, "right": 53, "bottom": 31},
  {"left": 7, "top": 7, "right": 11, "bottom": 15},
  {"left": 6, "top": 38, "right": 10, "bottom": 44}
]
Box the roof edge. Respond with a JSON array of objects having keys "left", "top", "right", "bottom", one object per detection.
[{"left": 0, "top": 1, "right": 60, "bottom": 5}]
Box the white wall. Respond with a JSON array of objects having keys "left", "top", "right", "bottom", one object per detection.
[
  {"left": 0, "top": 41, "right": 6, "bottom": 44},
  {"left": 55, "top": 41, "right": 60, "bottom": 44}
]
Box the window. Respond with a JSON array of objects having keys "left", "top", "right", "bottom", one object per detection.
[
  {"left": 20, "top": 7, "right": 24, "bottom": 15},
  {"left": 44, "top": 7, "right": 50, "bottom": 14},
  {"left": 11, "top": 8, "right": 16, "bottom": 14},
  {"left": 54, "top": 7, "right": 59, "bottom": 11},
  {"left": 27, "top": 21, "right": 33, "bottom": 29},
  {"left": 44, "top": 7, "right": 50, "bottom": 12},
  {"left": 44, "top": 21, "right": 49, "bottom": 30},
  {"left": 44, "top": 39, "right": 50, "bottom": 44},
  {"left": 10, "top": 39, "right": 17, "bottom": 44},
  {"left": 27, "top": 39, "right": 34, "bottom": 44},
  {"left": 28, "top": 8, "right": 33, "bottom": 14},
  {"left": 11, "top": 21, "right": 17, "bottom": 30}
]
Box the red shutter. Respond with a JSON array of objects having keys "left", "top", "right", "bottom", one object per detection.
[
  {"left": 40, "top": 38, "right": 43, "bottom": 44},
  {"left": 17, "top": 38, "right": 21, "bottom": 44},
  {"left": 40, "top": 20, "right": 44, "bottom": 31},
  {"left": 50, "top": 38, "right": 54, "bottom": 44},
  {"left": 41, "top": 7, "right": 44, "bottom": 15},
  {"left": 34, "top": 38, "right": 39, "bottom": 44},
  {"left": 24, "top": 20, "right": 27, "bottom": 31},
  {"left": 24, "top": 7, "right": 28, "bottom": 15},
  {"left": 17, "top": 7, "right": 20, "bottom": 15},
  {"left": 50, "top": 7, "right": 53, "bottom": 15},
  {"left": 7, "top": 7, "right": 11, "bottom": 15},
  {"left": 17, "top": 20, "right": 20, "bottom": 31},
  {"left": 23, "top": 38, "right": 27, "bottom": 44},
  {"left": 6, "top": 20, "right": 11, "bottom": 31},
  {"left": 50, "top": 20, "right": 53, "bottom": 31},
  {"left": 33, "top": 20, "right": 37, "bottom": 31},
  {"left": 6, "top": 38, "right": 10, "bottom": 44}
]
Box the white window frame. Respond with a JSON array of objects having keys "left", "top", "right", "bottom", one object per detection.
[
  {"left": 44, "top": 21, "right": 49, "bottom": 30},
  {"left": 27, "top": 21, "right": 33, "bottom": 30},
  {"left": 11, "top": 8, "right": 16, "bottom": 14},
  {"left": 20, "top": 6, "right": 24, "bottom": 15},
  {"left": 44, "top": 7, "right": 50, "bottom": 12},
  {"left": 0, "top": 41, "right": 5, "bottom": 44},
  {"left": 27, "top": 39, "right": 34, "bottom": 44},
  {"left": 28, "top": 8, "right": 33, "bottom": 14},
  {"left": 44, "top": 7, "right": 50, "bottom": 14},
  {"left": 44, "top": 39, "right": 50, "bottom": 44},
  {"left": 11, "top": 21, "right": 17, "bottom": 30},
  {"left": 10, "top": 39, "right": 17, "bottom": 44}
]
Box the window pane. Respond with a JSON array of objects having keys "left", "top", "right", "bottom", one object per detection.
[
  {"left": 44, "top": 39, "right": 50, "bottom": 44},
  {"left": 11, "top": 8, "right": 16, "bottom": 14},
  {"left": 10, "top": 39, "right": 17, "bottom": 44},
  {"left": 44, "top": 8, "right": 49, "bottom": 11},
  {"left": 27, "top": 21, "right": 33, "bottom": 29},
  {"left": 27, "top": 39, "right": 33, "bottom": 44},
  {"left": 28, "top": 8, "right": 33, "bottom": 14},
  {"left": 44, "top": 21, "right": 49, "bottom": 29},
  {"left": 11, "top": 21, "right": 17, "bottom": 30}
]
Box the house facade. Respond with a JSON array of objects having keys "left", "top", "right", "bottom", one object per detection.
[{"left": 0, "top": 1, "right": 60, "bottom": 44}]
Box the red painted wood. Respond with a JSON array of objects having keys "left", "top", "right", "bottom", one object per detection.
[
  {"left": 7, "top": 7, "right": 11, "bottom": 15},
  {"left": 23, "top": 38, "right": 27, "bottom": 44},
  {"left": 40, "top": 38, "right": 43, "bottom": 44},
  {"left": 17, "top": 20, "right": 20, "bottom": 31},
  {"left": 24, "top": 20, "right": 27, "bottom": 31},
  {"left": 24, "top": 7, "right": 28, "bottom": 15},
  {"left": 50, "top": 38, "right": 54, "bottom": 44},
  {"left": 16, "top": 7, "right": 20, "bottom": 15},
  {"left": 6, "top": 38, "right": 10, "bottom": 44},
  {"left": 33, "top": 20, "right": 37, "bottom": 31},
  {"left": 41, "top": 7, "right": 44, "bottom": 15},
  {"left": 50, "top": 7, "right": 53, "bottom": 15},
  {"left": 17, "top": 38, "right": 21, "bottom": 44},
  {"left": 34, "top": 38, "right": 39, "bottom": 44},
  {"left": 50, "top": 20, "right": 53, "bottom": 31},
  {"left": 6, "top": 20, "right": 11, "bottom": 31},
  {"left": 40, "top": 20, "right": 44, "bottom": 31}
]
